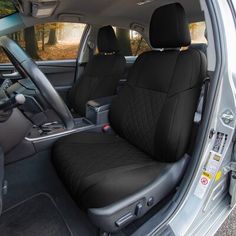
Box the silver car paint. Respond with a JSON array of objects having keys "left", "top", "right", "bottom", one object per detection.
[{"left": 168, "top": 0, "right": 236, "bottom": 235}]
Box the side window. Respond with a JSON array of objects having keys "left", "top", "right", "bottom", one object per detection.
[
  {"left": 0, "top": 0, "right": 17, "bottom": 18},
  {"left": 114, "top": 28, "right": 151, "bottom": 56},
  {"left": 189, "top": 21, "right": 207, "bottom": 44},
  {"left": 0, "top": 22, "right": 86, "bottom": 63},
  {"left": 0, "top": 48, "right": 9, "bottom": 63}
]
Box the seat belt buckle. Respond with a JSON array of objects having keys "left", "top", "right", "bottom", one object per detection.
[{"left": 102, "top": 124, "right": 111, "bottom": 133}]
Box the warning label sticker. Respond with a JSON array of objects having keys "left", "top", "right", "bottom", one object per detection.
[
  {"left": 194, "top": 172, "right": 212, "bottom": 199},
  {"left": 194, "top": 133, "right": 226, "bottom": 199},
  {"left": 201, "top": 176, "right": 209, "bottom": 185},
  {"left": 215, "top": 171, "right": 222, "bottom": 181},
  {"left": 204, "top": 152, "right": 222, "bottom": 177},
  {"left": 213, "top": 132, "right": 228, "bottom": 154},
  {"left": 194, "top": 151, "right": 223, "bottom": 199}
]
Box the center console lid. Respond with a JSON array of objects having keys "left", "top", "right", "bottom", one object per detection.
[{"left": 86, "top": 96, "right": 115, "bottom": 125}]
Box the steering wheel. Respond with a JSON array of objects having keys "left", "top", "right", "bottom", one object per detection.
[{"left": 0, "top": 36, "right": 74, "bottom": 130}]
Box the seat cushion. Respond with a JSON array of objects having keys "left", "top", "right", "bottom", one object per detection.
[{"left": 52, "top": 132, "right": 173, "bottom": 209}]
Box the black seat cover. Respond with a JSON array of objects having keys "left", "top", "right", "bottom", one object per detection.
[
  {"left": 53, "top": 132, "right": 174, "bottom": 209},
  {"left": 53, "top": 3, "right": 206, "bottom": 231},
  {"left": 190, "top": 43, "right": 207, "bottom": 56},
  {"left": 68, "top": 25, "right": 126, "bottom": 116}
]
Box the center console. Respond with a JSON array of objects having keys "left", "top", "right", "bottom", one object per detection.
[
  {"left": 4, "top": 95, "right": 113, "bottom": 163},
  {"left": 0, "top": 75, "right": 114, "bottom": 163},
  {"left": 26, "top": 117, "right": 93, "bottom": 141},
  {"left": 24, "top": 96, "right": 114, "bottom": 151},
  {"left": 86, "top": 96, "right": 114, "bottom": 125}
]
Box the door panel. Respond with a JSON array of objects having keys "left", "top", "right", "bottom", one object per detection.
[
  {"left": 0, "top": 60, "right": 76, "bottom": 101},
  {"left": 37, "top": 60, "right": 76, "bottom": 85},
  {"left": 0, "top": 64, "right": 15, "bottom": 85},
  {"left": 37, "top": 60, "right": 76, "bottom": 87},
  {"left": 37, "top": 60, "right": 77, "bottom": 101},
  {"left": 0, "top": 60, "right": 76, "bottom": 85}
]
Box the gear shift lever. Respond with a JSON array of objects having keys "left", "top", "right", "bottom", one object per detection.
[{"left": 0, "top": 94, "right": 26, "bottom": 112}]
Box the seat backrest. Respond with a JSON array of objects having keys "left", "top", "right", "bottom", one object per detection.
[
  {"left": 110, "top": 3, "right": 207, "bottom": 163},
  {"left": 69, "top": 25, "right": 126, "bottom": 116}
]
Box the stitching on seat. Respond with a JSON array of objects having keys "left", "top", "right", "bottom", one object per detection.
[{"left": 78, "top": 161, "right": 166, "bottom": 202}]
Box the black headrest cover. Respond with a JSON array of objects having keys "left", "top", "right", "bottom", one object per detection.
[
  {"left": 150, "top": 3, "right": 191, "bottom": 48},
  {"left": 97, "top": 25, "right": 119, "bottom": 53}
]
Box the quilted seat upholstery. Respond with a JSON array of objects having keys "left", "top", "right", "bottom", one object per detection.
[{"left": 52, "top": 3, "right": 207, "bottom": 232}]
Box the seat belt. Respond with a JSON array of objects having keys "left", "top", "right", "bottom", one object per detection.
[
  {"left": 202, "top": 77, "right": 210, "bottom": 117},
  {"left": 189, "top": 77, "right": 210, "bottom": 155},
  {"left": 74, "top": 40, "right": 94, "bottom": 84},
  {"left": 194, "top": 77, "right": 210, "bottom": 123},
  {"left": 87, "top": 40, "right": 95, "bottom": 60}
]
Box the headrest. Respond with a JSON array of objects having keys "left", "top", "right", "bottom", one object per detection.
[
  {"left": 204, "top": 28, "right": 208, "bottom": 40},
  {"left": 97, "top": 25, "right": 119, "bottom": 53},
  {"left": 150, "top": 3, "right": 191, "bottom": 48}
]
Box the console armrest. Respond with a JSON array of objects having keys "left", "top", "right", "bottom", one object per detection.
[
  {"left": 87, "top": 96, "right": 114, "bottom": 111},
  {"left": 86, "top": 96, "right": 115, "bottom": 125}
]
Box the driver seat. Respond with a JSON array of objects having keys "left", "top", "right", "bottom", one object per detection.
[
  {"left": 68, "top": 25, "right": 126, "bottom": 117},
  {"left": 53, "top": 3, "right": 206, "bottom": 233}
]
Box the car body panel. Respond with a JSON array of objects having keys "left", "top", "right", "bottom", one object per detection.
[{"left": 167, "top": 0, "right": 236, "bottom": 235}]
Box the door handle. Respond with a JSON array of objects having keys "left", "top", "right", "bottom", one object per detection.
[{"left": 1, "top": 71, "right": 21, "bottom": 79}]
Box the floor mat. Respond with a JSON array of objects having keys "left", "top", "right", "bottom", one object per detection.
[
  {"left": 0, "top": 193, "right": 71, "bottom": 236},
  {"left": 3, "top": 151, "right": 96, "bottom": 236}
]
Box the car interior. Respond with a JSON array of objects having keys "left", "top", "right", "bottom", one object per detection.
[{"left": 0, "top": 0, "right": 212, "bottom": 235}]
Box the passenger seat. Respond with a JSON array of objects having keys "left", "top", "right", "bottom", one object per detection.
[{"left": 53, "top": 3, "right": 207, "bottom": 233}]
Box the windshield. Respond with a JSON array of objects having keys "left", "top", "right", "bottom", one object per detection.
[{"left": 0, "top": 0, "right": 17, "bottom": 19}]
